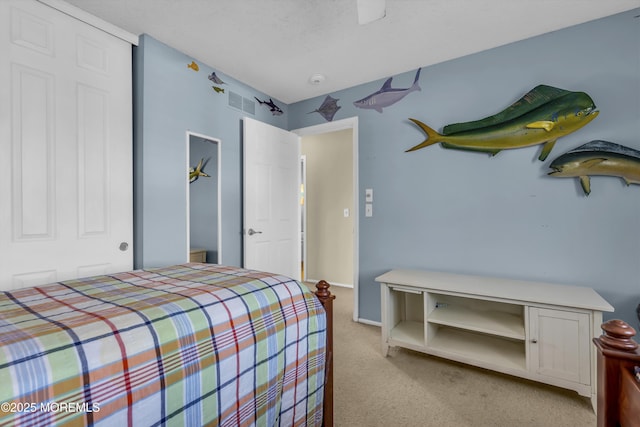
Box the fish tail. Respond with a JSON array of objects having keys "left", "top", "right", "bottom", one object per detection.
[
  {"left": 406, "top": 118, "right": 441, "bottom": 152},
  {"left": 413, "top": 68, "right": 421, "bottom": 85}
]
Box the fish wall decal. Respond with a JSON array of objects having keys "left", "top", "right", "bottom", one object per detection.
[
  {"left": 354, "top": 68, "right": 421, "bottom": 113},
  {"left": 255, "top": 97, "right": 283, "bottom": 116},
  {"left": 309, "top": 95, "right": 341, "bottom": 122},
  {"left": 208, "top": 72, "right": 225, "bottom": 85},
  {"left": 407, "top": 85, "right": 599, "bottom": 161},
  {"left": 548, "top": 140, "right": 640, "bottom": 195},
  {"left": 187, "top": 61, "right": 199, "bottom": 72},
  {"left": 211, "top": 86, "right": 225, "bottom": 94}
]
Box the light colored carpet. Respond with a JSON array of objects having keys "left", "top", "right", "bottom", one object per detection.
[{"left": 322, "top": 284, "right": 595, "bottom": 427}]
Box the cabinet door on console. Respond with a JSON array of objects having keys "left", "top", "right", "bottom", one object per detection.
[{"left": 528, "top": 308, "right": 591, "bottom": 384}]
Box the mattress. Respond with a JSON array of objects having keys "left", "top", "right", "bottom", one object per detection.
[{"left": 0, "top": 263, "right": 327, "bottom": 426}]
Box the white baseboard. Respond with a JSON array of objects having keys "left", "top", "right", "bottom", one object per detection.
[{"left": 357, "top": 318, "right": 381, "bottom": 327}]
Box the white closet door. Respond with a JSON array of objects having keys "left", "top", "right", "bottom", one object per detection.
[{"left": 0, "top": 0, "right": 133, "bottom": 289}]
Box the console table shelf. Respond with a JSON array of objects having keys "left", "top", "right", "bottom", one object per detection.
[
  {"left": 377, "top": 269, "right": 614, "bottom": 410},
  {"left": 428, "top": 301, "right": 525, "bottom": 340},
  {"left": 429, "top": 327, "right": 527, "bottom": 371}
]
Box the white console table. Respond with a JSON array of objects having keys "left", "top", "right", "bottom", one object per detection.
[{"left": 376, "top": 269, "right": 614, "bottom": 409}]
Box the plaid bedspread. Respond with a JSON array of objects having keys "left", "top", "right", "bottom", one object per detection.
[{"left": 0, "top": 263, "right": 327, "bottom": 426}]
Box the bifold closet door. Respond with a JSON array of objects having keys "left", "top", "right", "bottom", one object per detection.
[{"left": 0, "top": 0, "right": 133, "bottom": 289}]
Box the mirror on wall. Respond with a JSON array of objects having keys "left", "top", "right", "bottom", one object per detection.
[{"left": 187, "top": 131, "right": 221, "bottom": 264}]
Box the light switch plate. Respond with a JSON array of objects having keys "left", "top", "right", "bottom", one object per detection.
[
  {"left": 365, "top": 188, "right": 373, "bottom": 203},
  {"left": 365, "top": 203, "right": 373, "bottom": 217}
]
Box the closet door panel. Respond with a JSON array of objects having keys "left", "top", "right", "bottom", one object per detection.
[{"left": 0, "top": 0, "right": 133, "bottom": 290}]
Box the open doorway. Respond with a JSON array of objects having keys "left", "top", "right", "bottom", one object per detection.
[
  {"left": 293, "top": 117, "right": 359, "bottom": 322},
  {"left": 301, "top": 129, "right": 354, "bottom": 286},
  {"left": 186, "top": 131, "right": 221, "bottom": 264}
]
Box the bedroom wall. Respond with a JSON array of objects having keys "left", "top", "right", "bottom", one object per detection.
[
  {"left": 289, "top": 9, "right": 640, "bottom": 326},
  {"left": 133, "top": 35, "right": 287, "bottom": 268}
]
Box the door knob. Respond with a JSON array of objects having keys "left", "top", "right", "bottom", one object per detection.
[
  {"left": 248, "top": 228, "right": 262, "bottom": 236},
  {"left": 119, "top": 242, "right": 129, "bottom": 251}
]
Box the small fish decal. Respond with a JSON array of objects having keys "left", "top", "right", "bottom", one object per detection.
[
  {"left": 309, "top": 95, "right": 341, "bottom": 122},
  {"left": 407, "top": 85, "right": 599, "bottom": 161},
  {"left": 354, "top": 68, "right": 421, "bottom": 113},
  {"left": 189, "top": 158, "right": 210, "bottom": 183},
  {"left": 211, "top": 86, "right": 225, "bottom": 94},
  {"left": 208, "top": 72, "right": 225, "bottom": 85},
  {"left": 255, "top": 97, "right": 283, "bottom": 116},
  {"left": 548, "top": 140, "right": 640, "bottom": 195},
  {"left": 187, "top": 61, "right": 199, "bottom": 72}
]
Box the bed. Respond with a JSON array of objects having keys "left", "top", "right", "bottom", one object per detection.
[
  {"left": 0, "top": 263, "right": 334, "bottom": 426},
  {"left": 593, "top": 317, "right": 640, "bottom": 427}
]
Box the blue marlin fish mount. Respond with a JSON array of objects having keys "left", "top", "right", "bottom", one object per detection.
[
  {"left": 407, "top": 85, "right": 599, "bottom": 161},
  {"left": 548, "top": 140, "right": 640, "bottom": 196},
  {"left": 353, "top": 68, "right": 421, "bottom": 113}
]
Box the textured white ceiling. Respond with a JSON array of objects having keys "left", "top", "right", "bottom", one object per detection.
[{"left": 62, "top": 0, "right": 640, "bottom": 104}]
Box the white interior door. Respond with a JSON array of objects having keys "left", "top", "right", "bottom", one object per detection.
[
  {"left": 0, "top": 0, "right": 133, "bottom": 290},
  {"left": 243, "top": 117, "right": 300, "bottom": 280}
]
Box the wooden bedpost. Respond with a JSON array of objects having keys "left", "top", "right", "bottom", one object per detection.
[
  {"left": 314, "top": 280, "right": 335, "bottom": 427},
  {"left": 592, "top": 319, "right": 640, "bottom": 427}
]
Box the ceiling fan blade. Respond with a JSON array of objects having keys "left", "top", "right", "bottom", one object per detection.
[{"left": 357, "top": 0, "right": 386, "bottom": 25}]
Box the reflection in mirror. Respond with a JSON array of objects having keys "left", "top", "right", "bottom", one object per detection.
[{"left": 187, "top": 131, "right": 221, "bottom": 264}]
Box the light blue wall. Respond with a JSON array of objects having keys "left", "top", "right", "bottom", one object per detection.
[
  {"left": 134, "top": 10, "right": 640, "bottom": 327},
  {"left": 289, "top": 9, "right": 640, "bottom": 326},
  {"left": 133, "top": 35, "right": 287, "bottom": 269}
]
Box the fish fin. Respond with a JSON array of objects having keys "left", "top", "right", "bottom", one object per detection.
[
  {"left": 579, "top": 176, "right": 591, "bottom": 196},
  {"left": 406, "top": 119, "right": 442, "bottom": 152},
  {"left": 526, "top": 121, "right": 555, "bottom": 132},
  {"left": 442, "top": 85, "right": 571, "bottom": 135},
  {"left": 413, "top": 68, "right": 422, "bottom": 84},
  {"left": 624, "top": 177, "right": 632, "bottom": 186},
  {"left": 441, "top": 142, "right": 500, "bottom": 156},
  {"left": 375, "top": 106, "right": 383, "bottom": 113},
  {"left": 381, "top": 78, "right": 393, "bottom": 90},
  {"left": 580, "top": 158, "right": 607, "bottom": 169},
  {"left": 413, "top": 68, "right": 422, "bottom": 87},
  {"left": 538, "top": 140, "right": 557, "bottom": 161}
]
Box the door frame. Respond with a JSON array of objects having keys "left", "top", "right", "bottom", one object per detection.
[
  {"left": 292, "top": 117, "right": 359, "bottom": 322},
  {"left": 185, "top": 130, "right": 222, "bottom": 264},
  {"left": 300, "top": 155, "right": 307, "bottom": 281}
]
